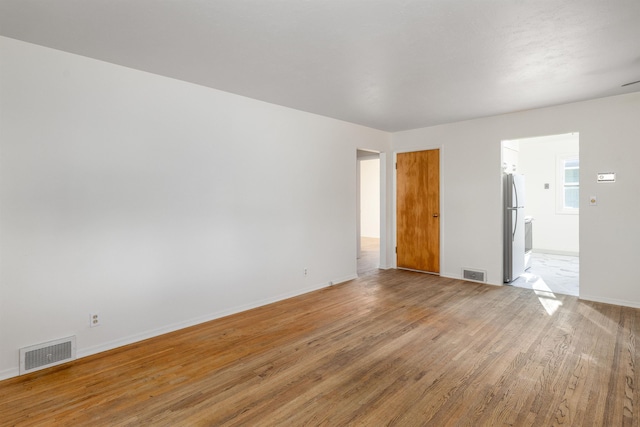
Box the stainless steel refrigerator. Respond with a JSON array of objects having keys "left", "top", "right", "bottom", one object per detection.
[{"left": 504, "top": 173, "right": 526, "bottom": 282}]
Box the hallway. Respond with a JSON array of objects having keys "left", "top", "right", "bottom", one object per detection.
[{"left": 357, "top": 237, "right": 379, "bottom": 276}]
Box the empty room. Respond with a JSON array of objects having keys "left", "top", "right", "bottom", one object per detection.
[{"left": 1, "top": 1, "right": 640, "bottom": 425}]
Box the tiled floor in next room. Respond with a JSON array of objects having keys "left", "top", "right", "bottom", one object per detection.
[{"left": 509, "top": 252, "right": 579, "bottom": 296}]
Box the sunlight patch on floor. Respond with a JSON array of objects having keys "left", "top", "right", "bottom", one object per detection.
[{"left": 519, "top": 272, "right": 563, "bottom": 315}]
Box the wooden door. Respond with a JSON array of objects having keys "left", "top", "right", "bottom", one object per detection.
[{"left": 396, "top": 149, "right": 440, "bottom": 273}]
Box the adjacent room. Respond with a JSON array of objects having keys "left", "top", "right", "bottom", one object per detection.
[
  {"left": 502, "top": 133, "right": 580, "bottom": 297},
  {"left": 1, "top": 1, "right": 640, "bottom": 425},
  {"left": 357, "top": 149, "right": 381, "bottom": 276}
]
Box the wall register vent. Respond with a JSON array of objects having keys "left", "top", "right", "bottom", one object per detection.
[
  {"left": 19, "top": 336, "right": 76, "bottom": 375},
  {"left": 463, "top": 269, "right": 486, "bottom": 283}
]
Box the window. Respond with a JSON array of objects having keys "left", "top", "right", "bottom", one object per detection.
[{"left": 557, "top": 155, "right": 579, "bottom": 213}]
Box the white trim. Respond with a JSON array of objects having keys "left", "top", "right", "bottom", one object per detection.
[
  {"left": 440, "top": 271, "right": 503, "bottom": 286},
  {"left": 556, "top": 154, "right": 580, "bottom": 215},
  {"left": 0, "top": 368, "right": 19, "bottom": 381},
  {"left": 356, "top": 148, "right": 387, "bottom": 272},
  {"left": 0, "top": 279, "right": 340, "bottom": 382},
  {"left": 356, "top": 156, "right": 362, "bottom": 257},
  {"left": 77, "top": 279, "right": 339, "bottom": 360},
  {"left": 579, "top": 294, "right": 640, "bottom": 310},
  {"left": 331, "top": 274, "right": 358, "bottom": 285},
  {"left": 379, "top": 152, "right": 388, "bottom": 269},
  {"left": 533, "top": 249, "right": 579, "bottom": 257}
]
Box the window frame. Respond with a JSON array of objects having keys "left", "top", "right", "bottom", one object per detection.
[{"left": 556, "top": 154, "right": 580, "bottom": 215}]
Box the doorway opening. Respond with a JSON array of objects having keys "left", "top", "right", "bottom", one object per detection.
[
  {"left": 357, "top": 150, "right": 381, "bottom": 276},
  {"left": 502, "top": 133, "right": 579, "bottom": 296}
]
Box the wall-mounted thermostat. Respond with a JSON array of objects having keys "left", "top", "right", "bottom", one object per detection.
[{"left": 597, "top": 172, "right": 616, "bottom": 183}]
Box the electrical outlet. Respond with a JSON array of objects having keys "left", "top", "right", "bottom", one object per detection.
[
  {"left": 304, "top": 268, "right": 308, "bottom": 277},
  {"left": 90, "top": 313, "right": 100, "bottom": 328}
]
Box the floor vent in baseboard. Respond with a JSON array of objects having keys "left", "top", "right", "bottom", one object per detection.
[
  {"left": 19, "top": 336, "right": 76, "bottom": 375},
  {"left": 463, "top": 269, "right": 486, "bottom": 283}
]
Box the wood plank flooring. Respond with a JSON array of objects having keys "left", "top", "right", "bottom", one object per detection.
[{"left": 1, "top": 269, "right": 639, "bottom": 426}]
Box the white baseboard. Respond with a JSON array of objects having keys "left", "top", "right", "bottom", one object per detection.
[
  {"left": 533, "top": 249, "right": 579, "bottom": 256},
  {"left": 4, "top": 279, "right": 339, "bottom": 382},
  {"left": 78, "top": 278, "right": 337, "bottom": 360},
  {"left": 331, "top": 274, "right": 358, "bottom": 285},
  {"left": 440, "top": 271, "right": 502, "bottom": 286},
  {"left": 579, "top": 294, "right": 640, "bottom": 309},
  {"left": 440, "top": 272, "right": 459, "bottom": 281},
  {"left": 0, "top": 367, "right": 19, "bottom": 381}
]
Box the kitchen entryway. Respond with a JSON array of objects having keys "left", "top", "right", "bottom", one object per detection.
[{"left": 502, "top": 133, "right": 579, "bottom": 297}]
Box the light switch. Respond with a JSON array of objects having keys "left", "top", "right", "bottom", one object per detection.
[{"left": 589, "top": 195, "right": 597, "bottom": 206}]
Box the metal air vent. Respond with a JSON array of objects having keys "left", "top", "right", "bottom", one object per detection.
[
  {"left": 463, "top": 269, "right": 486, "bottom": 283},
  {"left": 19, "top": 336, "right": 76, "bottom": 375}
]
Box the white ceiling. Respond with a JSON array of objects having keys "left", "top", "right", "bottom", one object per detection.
[{"left": 1, "top": 0, "right": 640, "bottom": 132}]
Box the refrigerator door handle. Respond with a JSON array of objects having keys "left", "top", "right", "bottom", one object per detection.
[{"left": 512, "top": 209, "right": 518, "bottom": 242}]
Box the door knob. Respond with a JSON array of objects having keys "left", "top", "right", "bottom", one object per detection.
[{"left": 433, "top": 214, "right": 439, "bottom": 218}]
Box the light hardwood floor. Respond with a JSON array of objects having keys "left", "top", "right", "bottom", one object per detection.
[{"left": 1, "top": 269, "right": 639, "bottom": 426}]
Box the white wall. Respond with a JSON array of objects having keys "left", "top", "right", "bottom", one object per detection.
[
  {"left": 392, "top": 91, "right": 640, "bottom": 308},
  {"left": 517, "top": 133, "right": 579, "bottom": 255},
  {"left": 0, "top": 37, "right": 391, "bottom": 379},
  {"left": 359, "top": 158, "right": 380, "bottom": 238},
  {"left": 3, "top": 35, "right": 639, "bottom": 381}
]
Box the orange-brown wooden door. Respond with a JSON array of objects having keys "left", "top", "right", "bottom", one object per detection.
[{"left": 396, "top": 149, "right": 440, "bottom": 273}]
